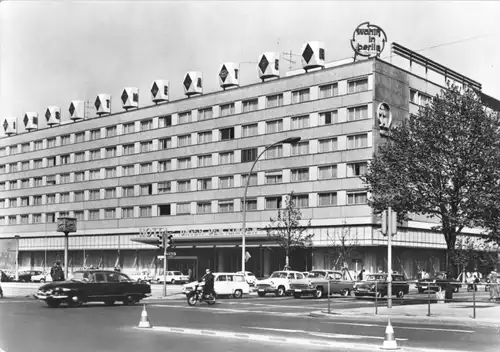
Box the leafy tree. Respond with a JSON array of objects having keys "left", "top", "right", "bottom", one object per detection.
[
  {"left": 327, "top": 224, "right": 359, "bottom": 272},
  {"left": 363, "top": 84, "right": 500, "bottom": 271},
  {"left": 450, "top": 236, "right": 478, "bottom": 273},
  {"left": 266, "top": 192, "right": 312, "bottom": 269}
]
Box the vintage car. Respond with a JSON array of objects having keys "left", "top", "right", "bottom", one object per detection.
[
  {"left": 155, "top": 271, "right": 190, "bottom": 284},
  {"left": 31, "top": 272, "right": 52, "bottom": 283},
  {"left": 354, "top": 273, "right": 409, "bottom": 298},
  {"left": 182, "top": 272, "right": 250, "bottom": 298},
  {"left": 256, "top": 270, "right": 306, "bottom": 297},
  {"left": 416, "top": 271, "right": 461, "bottom": 293},
  {"left": 128, "top": 270, "right": 154, "bottom": 283},
  {"left": 18, "top": 270, "right": 43, "bottom": 282},
  {"left": 235, "top": 271, "right": 257, "bottom": 286},
  {"left": 34, "top": 270, "right": 151, "bottom": 308},
  {"left": 290, "top": 270, "right": 356, "bottom": 299}
]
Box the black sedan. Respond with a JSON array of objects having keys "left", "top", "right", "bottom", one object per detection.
[
  {"left": 34, "top": 270, "right": 151, "bottom": 308},
  {"left": 416, "top": 272, "right": 461, "bottom": 293}
]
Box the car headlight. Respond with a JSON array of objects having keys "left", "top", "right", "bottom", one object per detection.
[
  {"left": 370, "top": 284, "right": 376, "bottom": 291},
  {"left": 307, "top": 280, "right": 313, "bottom": 289}
]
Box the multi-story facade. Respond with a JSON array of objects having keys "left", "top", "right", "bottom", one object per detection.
[{"left": 1, "top": 41, "right": 498, "bottom": 279}]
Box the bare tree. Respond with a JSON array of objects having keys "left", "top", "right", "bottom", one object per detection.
[
  {"left": 266, "top": 192, "right": 312, "bottom": 269},
  {"left": 326, "top": 224, "right": 359, "bottom": 271}
]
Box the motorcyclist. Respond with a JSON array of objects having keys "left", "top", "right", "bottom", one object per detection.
[{"left": 200, "top": 268, "right": 215, "bottom": 299}]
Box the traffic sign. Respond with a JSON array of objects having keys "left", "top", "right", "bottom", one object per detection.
[{"left": 166, "top": 252, "right": 176, "bottom": 256}]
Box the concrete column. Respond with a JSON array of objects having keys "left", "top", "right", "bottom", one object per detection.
[
  {"left": 218, "top": 250, "right": 225, "bottom": 272},
  {"left": 263, "top": 248, "right": 272, "bottom": 277}
]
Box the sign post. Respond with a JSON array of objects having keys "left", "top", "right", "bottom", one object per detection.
[
  {"left": 163, "top": 234, "right": 167, "bottom": 297},
  {"left": 381, "top": 208, "right": 397, "bottom": 309},
  {"left": 56, "top": 217, "right": 77, "bottom": 280}
]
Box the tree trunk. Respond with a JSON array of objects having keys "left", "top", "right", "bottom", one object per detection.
[{"left": 285, "top": 247, "right": 289, "bottom": 270}]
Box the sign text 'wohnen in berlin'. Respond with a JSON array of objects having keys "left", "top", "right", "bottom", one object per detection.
[{"left": 351, "top": 21, "right": 387, "bottom": 59}]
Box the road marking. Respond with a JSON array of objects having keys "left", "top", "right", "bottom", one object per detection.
[
  {"left": 150, "top": 304, "right": 305, "bottom": 316},
  {"left": 319, "top": 321, "right": 475, "bottom": 333},
  {"left": 225, "top": 302, "right": 331, "bottom": 309}
]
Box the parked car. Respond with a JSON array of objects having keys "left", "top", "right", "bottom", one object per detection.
[
  {"left": 182, "top": 272, "right": 250, "bottom": 298},
  {"left": 129, "top": 271, "right": 154, "bottom": 283},
  {"left": 291, "top": 270, "right": 355, "bottom": 298},
  {"left": 34, "top": 269, "right": 151, "bottom": 308},
  {"left": 18, "top": 270, "right": 43, "bottom": 282},
  {"left": 1, "top": 270, "right": 13, "bottom": 282},
  {"left": 31, "top": 272, "right": 53, "bottom": 283},
  {"left": 416, "top": 271, "right": 461, "bottom": 293},
  {"left": 256, "top": 270, "right": 306, "bottom": 297},
  {"left": 235, "top": 271, "right": 257, "bottom": 286},
  {"left": 155, "top": 271, "right": 190, "bottom": 284},
  {"left": 354, "top": 273, "right": 409, "bottom": 298}
]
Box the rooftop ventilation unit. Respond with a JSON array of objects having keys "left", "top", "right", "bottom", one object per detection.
[
  {"left": 301, "top": 41, "right": 325, "bottom": 72},
  {"left": 121, "top": 87, "right": 139, "bottom": 111},
  {"left": 95, "top": 94, "right": 111, "bottom": 115},
  {"left": 183, "top": 72, "right": 203, "bottom": 97},
  {"left": 151, "top": 80, "right": 169, "bottom": 104},
  {"left": 258, "top": 52, "right": 280, "bottom": 81},
  {"left": 219, "top": 63, "right": 240, "bottom": 90},
  {"left": 23, "top": 112, "right": 38, "bottom": 131},
  {"left": 2, "top": 117, "right": 17, "bottom": 136},
  {"left": 45, "top": 106, "right": 61, "bottom": 127},
  {"left": 69, "top": 101, "right": 85, "bottom": 121}
]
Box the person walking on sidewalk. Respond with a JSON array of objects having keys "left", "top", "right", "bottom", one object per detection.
[
  {"left": 488, "top": 270, "right": 498, "bottom": 301},
  {"left": 50, "top": 260, "right": 65, "bottom": 282}
]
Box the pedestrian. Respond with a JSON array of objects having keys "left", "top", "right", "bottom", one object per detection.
[
  {"left": 488, "top": 270, "right": 498, "bottom": 301},
  {"left": 188, "top": 269, "right": 194, "bottom": 282},
  {"left": 358, "top": 268, "right": 365, "bottom": 281},
  {"left": 50, "top": 260, "right": 65, "bottom": 282}
]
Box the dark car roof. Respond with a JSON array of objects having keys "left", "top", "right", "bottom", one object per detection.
[{"left": 73, "top": 270, "right": 123, "bottom": 274}]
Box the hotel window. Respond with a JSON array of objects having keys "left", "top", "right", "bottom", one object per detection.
[
  {"left": 61, "top": 135, "right": 71, "bottom": 145},
  {"left": 123, "top": 122, "right": 135, "bottom": 134},
  {"left": 177, "top": 203, "right": 190, "bottom": 215},
  {"left": 34, "top": 140, "right": 43, "bottom": 150},
  {"left": 158, "top": 115, "right": 172, "bottom": 128},
  {"left": 178, "top": 134, "right": 192, "bottom": 147},
  {"left": 347, "top": 105, "right": 368, "bottom": 121},
  {"left": 140, "top": 141, "right": 153, "bottom": 153},
  {"left": 198, "top": 177, "right": 212, "bottom": 191},
  {"left": 0, "top": 148, "right": 4, "bottom": 157},
  {"left": 291, "top": 168, "right": 309, "bottom": 182},
  {"left": 46, "top": 175, "right": 56, "bottom": 185},
  {"left": 242, "top": 98, "right": 258, "bottom": 113},
  {"left": 90, "top": 149, "right": 101, "bottom": 160},
  {"left": 46, "top": 213, "right": 55, "bottom": 223},
  {"left": 265, "top": 145, "right": 282, "bottom": 159},
  {"left": 267, "top": 93, "right": 283, "bottom": 108},
  {"left": 198, "top": 107, "right": 213, "bottom": 120},
  {"left": 177, "top": 180, "right": 191, "bottom": 192},
  {"left": 242, "top": 123, "right": 258, "bottom": 137},
  {"left": 9, "top": 181, "right": 18, "bottom": 190},
  {"left": 198, "top": 131, "right": 213, "bottom": 144},
  {"left": 241, "top": 148, "right": 257, "bottom": 162},
  {"left": 177, "top": 157, "right": 191, "bottom": 169},
  {"left": 60, "top": 173, "right": 70, "bottom": 184},
  {"left": 33, "top": 159, "right": 42, "bottom": 169},
  {"left": 9, "top": 198, "right": 17, "bottom": 207},
  {"left": 0, "top": 199, "right": 3, "bottom": 209},
  {"left": 141, "top": 119, "right": 153, "bottom": 131},
  {"left": 21, "top": 143, "right": 30, "bottom": 153},
  {"left": 318, "top": 165, "right": 337, "bottom": 180},
  {"left": 420, "top": 93, "right": 432, "bottom": 106},
  {"left": 198, "top": 155, "right": 212, "bottom": 167},
  {"left": 21, "top": 161, "right": 29, "bottom": 171},
  {"left": 89, "top": 189, "right": 100, "bottom": 201},
  {"left": 319, "top": 83, "right": 339, "bottom": 98},
  {"left": 291, "top": 141, "right": 309, "bottom": 156},
  {"left": 60, "top": 193, "right": 70, "bottom": 203},
  {"left": 20, "top": 179, "right": 29, "bottom": 188},
  {"left": 122, "top": 207, "right": 134, "bottom": 218},
  {"left": 74, "top": 191, "right": 84, "bottom": 202},
  {"left": 20, "top": 215, "right": 29, "bottom": 225},
  {"left": 158, "top": 204, "right": 171, "bottom": 216},
  {"left": 106, "top": 147, "right": 116, "bottom": 158},
  {"left": 220, "top": 103, "right": 235, "bottom": 117},
  {"left": 319, "top": 110, "right": 338, "bottom": 125},
  {"left": 32, "top": 195, "right": 42, "bottom": 205},
  {"left": 318, "top": 138, "right": 338, "bottom": 153},
  {"left": 21, "top": 197, "right": 29, "bottom": 207},
  {"left": 219, "top": 151, "right": 234, "bottom": 165},
  {"left": 158, "top": 160, "right": 171, "bottom": 172},
  {"left": 158, "top": 181, "right": 171, "bottom": 193},
  {"left": 218, "top": 201, "right": 234, "bottom": 213},
  {"left": 0, "top": 164, "right": 5, "bottom": 173},
  {"left": 106, "top": 126, "right": 117, "bottom": 137},
  {"left": 10, "top": 145, "right": 19, "bottom": 154},
  {"left": 60, "top": 154, "right": 70, "bottom": 165},
  {"left": 140, "top": 184, "right": 152, "bottom": 196},
  {"left": 105, "top": 208, "right": 116, "bottom": 219},
  {"left": 293, "top": 194, "right": 309, "bottom": 208},
  {"left": 410, "top": 89, "right": 418, "bottom": 104},
  {"left": 32, "top": 214, "right": 42, "bottom": 224},
  {"left": 46, "top": 194, "right": 56, "bottom": 204},
  {"left": 122, "top": 165, "right": 135, "bottom": 176},
  {"left": 265, "top": 171, "right": 282, "bottom": 184},
  {"left": 122, "top": 186, "right": 134, "bottom": 197},
  {"left": 106, "top": 167, "right": 116, "bottom": 178},
  {"left": 58, "top": 211, "right": 69, "bottom": 218},
  {"left": 89, "top": 169, "right": 101, "bottom": 180},
  {"left": 197, "top": 202, "right": 211, "bottom": 214},
  {"left": 90, "top": 129, "right": 101, "bottom": 140},
  {"left": 219, "top": 176, "right": 234, "bottom": 189},
  {"left": 123, "top": 144, "right": 135, "bottom": 155},
  {"left": 74, "top": 152, "right": 84, "bottom": 163},
  {"left": 105, "top": 188, "right": 116, "bottom": 199},
  {"left": 74, "top": 172, "right": 84, "bottom": 182},
  {"left": 10, "top": 163, "right": 18, "bottom": 172},
  {"left": 347, "top": 134, "right": 368, "bottom": 149},
  {"left": 0, "top": 182, "right": 4, "bottom": 191},
  {"left": 89, "top": 210, "right": 100, "bottom": 220},
  {"left": 159, "top": 138, "right": 172, "bottom": 150},
  {"left": 292, "top": 88, "right": 310, "bottom": 103},
  {"left": 347, "top": 191, "right": 367, "bottom": 205},
  {"left": 75, "top": 132, "right": 85, "bottom": 143},
  {"left": 291, "top": 115, "right": 310, "bottom": 129},
  {"left": 241, "top": 173, "right": 257, "bottom": 186},
  {"left": 8, "top": 216, "right": 17, "bottom": 225},
  {"left": 178, "top": 111, "right": 192, "bottom": 124},
  {"left": 140, "top": 163, "right": 152, "bottom": 174},
  {"left": 266, "top": 196, "right": 282, "bottom": 209},
  {"left": 348, "top": 78, "right": 368, "bottom": 93},
  {"left": 243, "top": 199, "right": 257, "bottom": 211},
  {"left": 319, "top": 192, "right": 337, "bottom": 206},
  {"left": 220, "top": 127, "right": 235, "bottom": 141},
  {"left": 266, "top": 119, "right": 283, "bottom": 133},
  {"left": 74, "top": 211, "right": 84, "bottom": 221},
  {"left": 347, "top": 162, "right": 368, "bottom": 177},
  {"left": 47, "top": 157, "right": 55, "bottom": 167}
]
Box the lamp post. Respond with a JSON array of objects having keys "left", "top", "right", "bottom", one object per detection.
[
  {"left": 56, "top": 217, "right": 77, "bottom": 280},
  {"left": 241, "top": 136, "right": 301, "bottom": 274},
  {"left": 14, "top": 235, "right": 20, "bottom": 282}
]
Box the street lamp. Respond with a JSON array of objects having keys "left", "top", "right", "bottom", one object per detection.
[
  {"left": 14, "top": 235, "right": 20, "bottom": 282},
  {"left": 56, "top": 217, "right": 77, "bottom": 280},
  {"left": 241, "top": 136, "right": 301, "bottom": 274}
]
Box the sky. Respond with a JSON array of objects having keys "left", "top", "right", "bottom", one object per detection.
[{"left": 1, "top": 0, "right": 499, "bottom": 138}]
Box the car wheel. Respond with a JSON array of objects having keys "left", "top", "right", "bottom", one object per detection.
[
  {"left": 46, "top": 300, "right": 61, "bottom": 308},
  {"left": 340, "top": 289, "right": 350, "bottom": 297},
  {"left": 314, "top": 288, "right": 324, "bottom": 299},
  {"left": 122, "top": 296, "right": 136, "bottom": 306},
  {"left": 276, "top": 286, "right": 286, "bottom": 297},
  {"left": 105, "top": 300, "right": 115, "bottom": 306},
  {"left": 454, "top": 286, "right": 459, "bottom": 293},
  {"left": 293, "top": 293, "right": 302, "bottom": 299},
  {"left": 68, "top": 295, "right": 83, "bottom": 308},
  {"left": 258, "top": 292, "right": 266, "bottom": 297},
  {"left": 40, "top": 279, "right": 45, "bottom": 283},
  {"left": 375, "top": 291, "right": 382, "bottom": 299},
  {"left": 171, "top": 279, "right": 176, "bottom": 284},
  {"left": 397, "top": 291, "right": 405, "bottom": 299},
  {"left": 233, "top": 289, "right": 243, "bottom": 299}
]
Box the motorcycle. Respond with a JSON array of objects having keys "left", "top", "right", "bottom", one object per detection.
[{"left": 186, "top": 282, "right": 216, "bottom": 306}]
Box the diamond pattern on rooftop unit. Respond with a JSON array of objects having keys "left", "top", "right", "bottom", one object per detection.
[
  {"left": 151, "top": 82, "right": 159, "bottom": 97},
  {"left": 302, "top": 44, "right": 314, "bottom": 63},
  {"left": 45, "top": 109, "right": 51, "bottom": 122},
  {"left": 219, "top": 65, "right": 229, "bottom": 83},
  {"left": 121, "top": 90, "right": 129, "bottom": 105},
  {"left": 3, "top": 119, "right": 8, "bottom": 131},
  {"left": 183, "top": 74, "right": 192, "bottom": 91},
  {"left": 23, "top": 114, "right": 29, "bottom": 127},
  {"left": 69, "top": 102, "right": 75, "bottom": 116},
  {"left": 259, "top": 55, "right": 269, "bottom": 73},
  {"left": 95, "top": 96, "right": 101, "bottom": 110}
]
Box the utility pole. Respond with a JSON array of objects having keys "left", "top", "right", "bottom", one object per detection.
[
  {"left": 282, "top": 50, "right": 298, "bottom": 70},
  {"left": 163, "top": 234, "right": 167, "bottom": 297},
  {"left": 381, "top": 208, "right": 397, "bottom": 309}
]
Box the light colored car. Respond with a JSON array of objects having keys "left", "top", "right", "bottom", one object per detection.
[
  {"left": 182, "top": 272, "right": 250, "bottom": 298},
  {"left": 256, "top": 270, "right": 306, "bottom": 297},
  {"left": 31, "top": 272, "right": 53, "bottom": 283},
  {"left": 128, "top": 271, "right": 155, "bottom": 283},
  {"left": 156, "top": 271, "right": 190, "bottom": 284},
  {"left": 235, "top": 271, "right": 257, "bottom": 285}
]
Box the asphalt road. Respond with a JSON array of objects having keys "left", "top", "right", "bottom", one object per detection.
[{"left": 1, "top": 295, "right": 499, "bottom": 352}]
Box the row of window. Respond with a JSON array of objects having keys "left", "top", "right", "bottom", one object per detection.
[
  {"left": 1, "top": 191, "right": 369, "bottom": 225},
  {"left": 0, "top": 77, "right": 371, "bottom": 157}
]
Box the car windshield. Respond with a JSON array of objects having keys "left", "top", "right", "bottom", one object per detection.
[
  {"left": 173, "top": 271, "right": 182, "bottom": 275},
  {"left": 270, "top": 272, "right": 287, "bottom": 279},
  {"left": 307, "top": 271, "right": 326, "bottom": 278}
]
